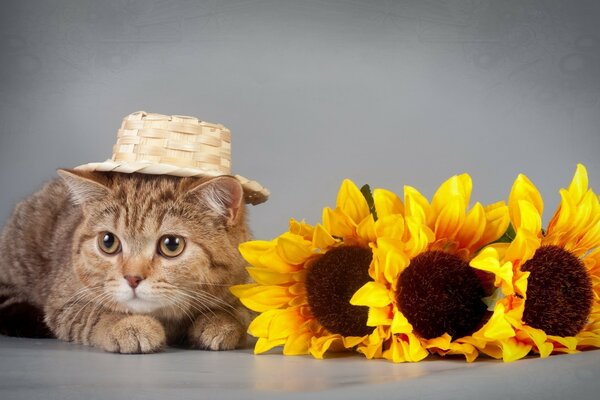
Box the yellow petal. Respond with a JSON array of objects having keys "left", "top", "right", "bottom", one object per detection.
[
  {"left": 547, "top": 190, "right": 599, "bottom": 250},
  {"left": 336, "top": 179, "right": 370, "bottom": 225},
  {"left": 404, "top": 216, "right": 435, "bottom": 258},
  {"left": 288, "top": 282, "right": 305, "bottom": 296},
  {"left": 239, "top": 239, "right": 299, "bottom": 273},
  {"left": 424, "top": 334, "right": 479, "bottom": 362},
  {"left": 509, "top": 174, "right": 544, "bottom": 229},
  {"left": 480, "top": 303, "right": 515, "bottom": 340},
  {"left": 258, "top": 247, "right": 299, "bottom": 273},
  {"left": 276, "top": 232, "right": 314, "bottom": 265},
  {"left": 567, "top": 164, "right": 589, "bottom": 203},
  {"left": 571, "top": 211, "right": 600, "bottom": 254},
  {"left": 390, "top": 310, "right": 413, "bottom": 334},
  {"left": 343, "top": 335, "right": 368, "bottom": 348},
  {"left": 248, "top": 309, "right": 280, "bottom": 338},
  {"left": 367, "top": 306, "right": 392, "bottom": 327},
  {"left": 470, "top": 247, "right": 514, "bottom": 295},
  {"left": 574, "top": 332, "right": 600, "bottom": 348},
  {"left": 385, "top": 333, "right": 428, "bottom": 362},
  {"left": 238, "top": 240, "right": 275, "bottom": 267},
  {"left": 448, "top": 341, "right": 479, "bottom": 363},
  {"left": 455, "top": 202, "right": 487, "bottom": 252},
  {"left": 546, "top": 189, "right": 575, "bottom": 240},
  {"left": 356, "top": 338, "right": 383, "bottom": 360},
  {"left": 383, "top": 245, "right": 410, "bottom": 287},
  {"left": 431, "top": 174, "right": 472, "bottom": 218},
  {"left": 434, "top": 196, "right": 466, "bottom": 240},
  {"left": 473, "top": 201, "right": 511, "bottom": 251},
  {"left": 357, "top": 214, "right": 377, "bottom": 243},
  {"left": 288, "top": 218, "right": 315, "bottom": 241},
  {"left": 384, "top": 336, "right": 406, "bottom": 363},
  {"left": 404, "top": 186, "right": 430, "bottom": 225},
  {"left": 514, "top": 272, "right": 530, "bottom": 298},
  {"left": 268, "top": 307, "right": 305, "bottom": 340},
  {"left": 373, "top": 188, "right": 404, "bottom": 218},
  {"left": 283, "top": 329, "right": 313, "bottom": 356},
  {"left": 501, "top": 338, "right": 532, "bottom": 362},
  {"left": 323, "top": 207, "right": 355, "bottom": 238},
  {"left": 516, "top": 200, "right": 542, "bottom": 234},
  {"left": 504, "top": 230, "right": 540, "bottom": 267},
  {"left": 229, "top": 284, "right": 292, "bottom": 312},
  {"left": 521, "top": 326, "right": 553, "bottom": 358},
  {"left": 312, "top": 223, "right": 337, "bottom": 250},
  {"left": 246, "top": 267, "right": 295, "bottom": 285},
  {"left": 406, "top": 332, "right": 429, "bottom": 361},
  {"left": 309, "top": 334, "right": 342, "bottom": 359},
  {"left": 254, "top": 337, "right": 286, "bottom": 354},
  {"left": 548, "top": 335, "right": 578, "bottom": 351},
  {"left": 423, "top": 333, "right": 451, "bottom": 350},
  {"left": 350, "top": 282, "right": 392, "bottom": 307},
  {"left": 476, "top": 341, "right": 504, "bottom": 359},
  {"left": 375, "top": 215, "right": 405, "bottom": 241}
]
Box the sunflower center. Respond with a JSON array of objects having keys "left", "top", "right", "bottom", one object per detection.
[
  {"left": 396, "top": 251, "right": 487, "bottom": 340},
  {"left": 521, "top": 245, "right": 593, "bottom": 337},
  {"left": 305, "top": 246, "right": 373, "bottom": 337}
]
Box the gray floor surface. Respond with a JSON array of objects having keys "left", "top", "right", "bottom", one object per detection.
[{"left": 1, "top": 336, "right": 599, "bottom": 400}]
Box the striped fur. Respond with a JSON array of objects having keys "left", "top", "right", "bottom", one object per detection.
[{"left": 0, "top": 171, "right": 253, "bottom": 353}]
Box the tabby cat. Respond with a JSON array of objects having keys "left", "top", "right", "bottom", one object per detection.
[{"left": 0, "top": 170, "right": 253, "bottom": 353}]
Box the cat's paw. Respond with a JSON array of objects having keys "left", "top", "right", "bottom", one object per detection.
[
  {"left": 188, "top": 312, "right": 246, "bottom": 351},
  {"left": 105, "top": 315, "right": 166, "bottom": 354}
]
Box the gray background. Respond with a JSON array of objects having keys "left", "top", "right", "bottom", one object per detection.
[
  {"left": 1, "top": 0, "right": 599, "bottom": 239},
  {"left": 1, "top": 1, "right": 600, "bottom": 399}
]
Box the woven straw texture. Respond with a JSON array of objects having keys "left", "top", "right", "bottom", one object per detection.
[{"left": 76, "top": 111, "right": 269, "bottom": 205}]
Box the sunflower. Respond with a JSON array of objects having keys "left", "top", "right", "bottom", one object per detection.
[
  {"left": 350, "top": 174, "right": 510, "bottom": 362},
  {"left": 468, "top": 164, "right": 600, "bottom": 362},
  {"left": 230, "top": 179, "right": 405, "bottom": 358}
]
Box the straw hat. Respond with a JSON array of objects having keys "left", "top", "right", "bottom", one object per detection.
[{"left": 75, "top": 111, "right": 269, "bottom": 205}]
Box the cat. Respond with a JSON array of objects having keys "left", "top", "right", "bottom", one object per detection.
[{"left": 0, "top": 170, "right": 253, "bottom": 353}]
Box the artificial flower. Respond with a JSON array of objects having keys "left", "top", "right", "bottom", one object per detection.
[
  {"left": 469, "top": 164, "right": 600, "bottom": 361},
  {"left": 351, "top": 174, "right": 510, "bottom": 362},
  {"left": 230, "top": 180, "right": 405, "bottom": 358}
]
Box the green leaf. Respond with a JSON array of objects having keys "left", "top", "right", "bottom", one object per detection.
[
  {"left": 360, "top": 184, "right": 378, "bottom": 221},
  {"left": 493, "top": 223, "right": 516, "bottom": 244}
]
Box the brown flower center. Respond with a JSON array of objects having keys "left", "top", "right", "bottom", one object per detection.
[
  {"left": 521, "top": 245, "right": 593, "bottom": 336},
  {"left": 396, "top": 250, "right": 487, "bottom": 339},
  {"left": 305, "top": 246, "right": 373, "bottom": 337}
]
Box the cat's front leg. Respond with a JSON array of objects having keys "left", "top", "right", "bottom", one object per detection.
[
  {"left": 187, "top": 310, "right": 248, "bottom": 350},
  {"left": 92, "top": 314, "right": 166, "bottom": 354},
  {"left": 46, "top": 305, "right": 166, "bottom": 354}
]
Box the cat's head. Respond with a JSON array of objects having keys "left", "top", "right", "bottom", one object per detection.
[{"left": 58, "top": 170, "right": 251, "bottom": 316}]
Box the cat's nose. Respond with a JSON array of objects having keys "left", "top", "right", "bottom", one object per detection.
[{"left": 124, "top": 275, "right": 143, "bottom": 289}]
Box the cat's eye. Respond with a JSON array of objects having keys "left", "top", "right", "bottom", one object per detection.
[
  {"left": 158, "top": 235, "right": 185, "bottom": 258},
  {"left": 98, "top": 232, "right": 121, "bottom": 255}
]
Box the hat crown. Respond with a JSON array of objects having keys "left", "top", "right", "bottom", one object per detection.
[
  {"left": 112, "top": 111, "right": 232, "bottom": 175},
  {"left": 74, "top": 110, "right": 269, "bottom": 205}
]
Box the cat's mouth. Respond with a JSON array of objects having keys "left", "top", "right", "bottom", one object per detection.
[
  {"left": 123, "top": 297, "right": 163, "bottom": 314},
  {"left": 111, "top": 284, "right": 164, "bottom": 314}
]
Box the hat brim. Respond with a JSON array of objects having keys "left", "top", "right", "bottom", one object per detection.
[{"left": 75, "top": 160, "right": 269, "bottom": 205}]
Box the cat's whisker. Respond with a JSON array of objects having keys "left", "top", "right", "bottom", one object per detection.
[
  {"left": 175, "top": 289, "right": 243, "bottom": 325},
  {"left": 61, "top": 285, "right": 102, "bottom": 308},
  {"left": 179, "top": 287, "right": 236, "bottom": 310},
  {"left": 174, "top": 289, "right": 229, "bottom": 311},
  {"left": 160, "top": 293, "right": 195, "bottom": 325},
  {"left": 196, "top": 282, "right": 241, "bottom": 287},
  {"left": 179, "top": 294, "right": 219, "bottom": 320},
  {"left": 151, "top": 282, "right": 233, "bottom": 312},
  {"left": 68, "top": 290, "right": 114, "bottom": 323}
]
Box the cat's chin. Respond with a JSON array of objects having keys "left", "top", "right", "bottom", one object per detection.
[{"left": 121, "top": 298, "right": 163, "bottom": 314}]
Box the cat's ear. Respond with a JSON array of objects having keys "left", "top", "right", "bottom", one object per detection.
[
  {"left": 187, "top": 176, "right": 244, "bottom": 225},
  {"left": 57, "top": 169, "right": 110, "bottom": 205}
]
